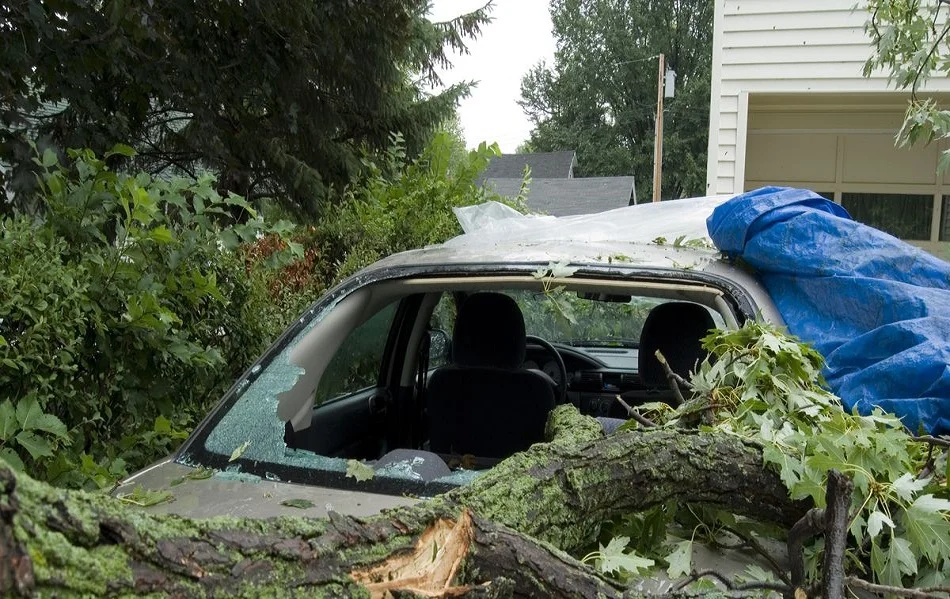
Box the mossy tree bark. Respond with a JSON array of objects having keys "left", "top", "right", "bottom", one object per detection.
[{"left": 0, "top": 407, "right": 806, "bottom": 597}]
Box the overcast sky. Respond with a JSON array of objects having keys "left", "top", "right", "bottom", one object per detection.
[{"left": 428, "top": 0, "right": 556, "bottom": 152}]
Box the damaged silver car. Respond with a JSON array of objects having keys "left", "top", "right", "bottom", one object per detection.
[{"left": 117, "top": 197, "right": 782, "bottom": 519}]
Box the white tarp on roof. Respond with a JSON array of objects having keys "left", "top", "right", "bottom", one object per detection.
[{"left": 447, "top": 196, "right": 732, "bottom": 248}]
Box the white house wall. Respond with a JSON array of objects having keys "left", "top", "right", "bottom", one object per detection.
[{"left": 706, "top": 0, "right": 950, "bottom": 196}]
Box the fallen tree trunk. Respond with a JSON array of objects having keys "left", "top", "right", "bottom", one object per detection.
[{"left": 0, "top": 407, "right": 807, "bottom": 597}]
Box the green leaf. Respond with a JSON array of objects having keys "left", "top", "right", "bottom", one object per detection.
[
  {"left": 218, "top": 229, "right": 240, "bottom": 250},
  {"left": 881, "top": 536, "right": 918, "bottom": 585},
  {"left": 762, "top": 444, "right": 802, "bottom": 488},
  {"left": 15, "top": 396, "right": 43, "bottom": 430},
  {"left": 148, "top": 226, "right": 174, "bottom": 244},
  {"left": 666, "top": 540, "right": 692, "bottom": 579},
  {"left": 531, "top": 266, "right": 549, "bottom": 279},
  {"left": 186, "top": 467, "right": 214, "bottom": 481},
  {"left": 106, "top": 143, "right": 136, "bottom": 158},
  {"left": 41, "top": 148, "right": 58, "bottom": 167},
  {"left": 904, "top": 495, "right": 950, "bottom": 563},
  {"left": 0, "top": 447, "right": 25, "bottom": 471},
  {"left": 867, "top": 510, "right": 895, "bottom": 539},
  {"left": 229, "top": 440, "right": 251, "bottom": 462},
  {"left": 116, "top": 486, "right": 175, "bottom": 507},
  {"left": 891, "top": 473, "right": 928, "bottom": 503},
  {"left": 346, "top": 459, "right": 375, "bottom": 482},
  {"left": 548, "top": 261, "right": 579, "bottom": 278},
  {"left": 740, "top": 564, "right": 778, "bottom": 583},
  {"left": 154, "top": 415, "right": 172, "bottom": 434},
  {"left": 597, "top": 536, "right": 655, "bottom": 576},
  {"left": 15, "top": 431, "right": 54, "bottom": 459},
  {"left": 169, "top": 467, "right": 214, "bottom": 487},
  {"left": 0, "top": 400, "right": 17, "bottom": 441},
  {"left": 30, "top": 413, "right": 68, "bottom": 439},
  {"left": 281, "top": 498, "right": 315, "bottom": 509}
]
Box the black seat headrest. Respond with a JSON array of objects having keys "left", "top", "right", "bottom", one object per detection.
[
  {"left": 453, "top": 293, "right": 526, "bottom": 369},
  {"left": 638, "top": 302, "right": 715, "bottom": 387}
]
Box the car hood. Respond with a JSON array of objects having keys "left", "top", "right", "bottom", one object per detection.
[{"left": 115, "top": 460, "right": 418, "bottom": 519}]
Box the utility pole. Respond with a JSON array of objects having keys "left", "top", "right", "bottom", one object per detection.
[{"left": 652, "top": 53, "right": 665, "bottom": 203}]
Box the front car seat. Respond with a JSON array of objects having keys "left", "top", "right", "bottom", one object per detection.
[
  {"left": 427, "top": 293, "right": 555, "bottom": 459},
  {"left": 638, "top": 302, "right": 716, "bottom": 389}
]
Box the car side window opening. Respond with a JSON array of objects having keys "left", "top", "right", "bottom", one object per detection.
[
  {"left": 313, "top": 301, "right": 399, "bottom": 405},
  {"left": 200, "top": 299, "right": 399, "bottom": 472}
]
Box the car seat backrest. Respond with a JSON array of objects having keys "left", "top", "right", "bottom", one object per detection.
[
  {"left": 427, "top": 292, "right": 554, "bottom": 459},
  {"left": 638, "top": 302, "right": 715, "bottom": 388}
]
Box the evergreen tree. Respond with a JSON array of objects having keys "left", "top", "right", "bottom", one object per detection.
[{"left": 0, "top": 0, "right": 491, "bottom": 216}]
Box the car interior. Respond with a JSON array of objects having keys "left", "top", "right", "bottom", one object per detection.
[{"left": 269, "top": 274, "right": 736, "bottom": 481}]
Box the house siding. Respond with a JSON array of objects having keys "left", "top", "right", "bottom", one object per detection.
[{"left": 706, "top": 0, "right": 950, "bottom": 195}]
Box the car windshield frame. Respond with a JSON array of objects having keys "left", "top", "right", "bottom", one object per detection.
[{"left": 172, "top": 261, "right": 766, "bottom": 497}]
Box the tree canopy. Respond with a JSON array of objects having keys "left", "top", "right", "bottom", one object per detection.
[
  {"left": 865, "top": 0, "right": 950, "bottom": 171},
  {"left": 0, "top": 0, "right": 490, "bottom": 216},
  {"left": 519, "top": 0, "right": 713, "bottom": 200}
]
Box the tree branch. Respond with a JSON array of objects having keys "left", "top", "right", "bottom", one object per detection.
[
  {"left": 1, "top": 407, "right": 811, "bottom": 596},
  {"left": 821, "top": 470, "right": 853, "bottom": 599},
  {"left": 845, "top": 577, "right": 950, "bottom": 599},
  {"left": 722, "top": 525, "right": 792, "bottom": 587},
  {"left": 787, "top": 507, "right": 826, "bottom": 588},
  {"left": 615, "top": 394, "right": 658, "bottom": 427},
  {"left": 911, "top": 435, "right": 950, "bottom": 449},
  {"left": 654, "top": 349, "right": 689, "bottom": 407},
  {"left": 672, "top": 568, "right": 791, "bottom": 594}
]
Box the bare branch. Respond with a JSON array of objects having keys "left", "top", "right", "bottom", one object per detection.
[
  {"left": 787, "top": 507, "right": 825, "bottom": 588},
  {"left": 672, "top": 568, "right": 791, "bottom": 594},
  {"left": 614, "top": 395, "right": 657, "bottom": 428},
  {"left": 911, "top": 435, "right": 950, "bottom": 449},
  {"left": 722, "top": 526, "right": 792, "bottom": 587},
  {"left": 846, "top": 577, "right": 950, "bottom": 599},
  {"left": 821, "top": 470, "right": 853, "bottom": 599},
  {"left": 654, "top": 349, "right": 687, "bottom": 407}
]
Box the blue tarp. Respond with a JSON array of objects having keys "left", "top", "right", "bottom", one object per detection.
[{"left": 707, "top": 186, "right": 950, "bottom": 436}]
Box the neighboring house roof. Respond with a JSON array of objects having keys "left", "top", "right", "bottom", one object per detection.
[
  {"left": 484, "top": 177, "right": 636, "bottom": 217},
  {"left": 479, "top": 151, "right": 576, "bottom": 181}
]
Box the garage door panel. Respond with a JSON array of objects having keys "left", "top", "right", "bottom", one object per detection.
[
  {"left": 842, "top": 135, "right": 938, "bottom": 185},
  {"left": 746, "top": 133, "right": 837, "bottom": 183}
]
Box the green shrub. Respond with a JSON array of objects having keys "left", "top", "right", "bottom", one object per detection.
[
  {"left": 313, "top": 132, "right": 521, "bottom": 283},
  {"left": 1, "top": 132, "right": 515, "bottom": 487},
  {"left": 0, "top": 146, "right": 301, "bottom": 487}
]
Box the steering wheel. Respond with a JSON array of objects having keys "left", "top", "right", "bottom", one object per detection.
[{"left": 525, "top": 335, "right": 568, "bottom": 404}]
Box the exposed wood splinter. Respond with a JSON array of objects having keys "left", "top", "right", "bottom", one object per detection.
[{"left": 350, "top": 508, "right": 481, "bottom": 598}]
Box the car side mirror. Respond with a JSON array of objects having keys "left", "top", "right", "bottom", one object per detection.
[{"left": 428, "top": 329, "right": 452, "bottom": 367}]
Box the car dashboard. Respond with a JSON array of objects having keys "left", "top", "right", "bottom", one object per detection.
[{"left": 524, "top": 344, "right": 671, "bottom": 419}]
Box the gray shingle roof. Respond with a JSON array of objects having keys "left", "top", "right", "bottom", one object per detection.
[
  {"left": 479, "top": 151, "right": 576, "bottom": 181},
  {"left": 484, "top": 177, "right": 637, "bottom": 217}
]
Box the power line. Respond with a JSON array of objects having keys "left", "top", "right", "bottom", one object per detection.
[{"left": 611, "top": 54, "right": 661, "bottom": 67}]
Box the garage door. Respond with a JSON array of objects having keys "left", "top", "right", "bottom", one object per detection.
[{"left": 744, "top": 102, "right": 950, "bottom": 252}]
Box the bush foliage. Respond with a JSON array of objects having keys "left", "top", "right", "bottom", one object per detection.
[
  {"left": 311, "top": 132, "right": 509, "bottom": 283},
  {"left": 0, "top": 133, "right": 507, "bottom": 488},
  {"left": 0, "top": 146, "right": 300, "bottom": 487}
]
